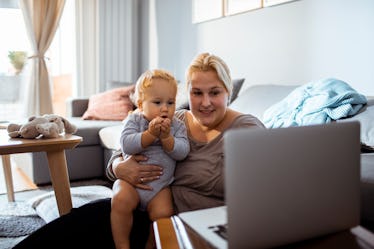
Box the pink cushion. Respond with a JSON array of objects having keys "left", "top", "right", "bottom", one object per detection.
[{"left": 82, "top": 85, "right": 135, "bottom": 121}]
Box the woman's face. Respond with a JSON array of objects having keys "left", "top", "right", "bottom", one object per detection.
[{"left": 188, "top": 70, "right": 229, "bottom": 129}]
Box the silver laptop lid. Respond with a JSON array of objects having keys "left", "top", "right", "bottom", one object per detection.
[{"left": 224, "top": 121, "right": 361, "bottom": 249}]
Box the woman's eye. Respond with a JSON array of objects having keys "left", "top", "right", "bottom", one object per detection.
[
  {"left": 192, "top": 91, "right": 202, "bottom": 96},
  {"left": 210, "top": 91, "right": 221, "bottom": 96}
]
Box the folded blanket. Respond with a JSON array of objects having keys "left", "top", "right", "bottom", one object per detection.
[{"left": 263, "top": 78, "right": 367, "bottom": 128}]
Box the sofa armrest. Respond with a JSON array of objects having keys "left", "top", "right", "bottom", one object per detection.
[{"left": 66, "top": 97, "right": 89, "bottom": 117}]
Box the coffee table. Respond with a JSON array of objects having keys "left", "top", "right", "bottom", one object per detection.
[{"left": 0, "top": 129, "right": 82, "bottom": 215}]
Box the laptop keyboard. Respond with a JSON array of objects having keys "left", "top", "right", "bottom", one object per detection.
[{"left": 208, "top": 223, "right": 228, "bottom": 240}]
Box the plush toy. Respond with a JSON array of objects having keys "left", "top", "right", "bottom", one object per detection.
[{"left": 7, "top": 114, "right": 78, "bottom": 139}]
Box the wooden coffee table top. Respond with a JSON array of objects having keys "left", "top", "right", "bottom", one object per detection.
[{"left": 0, "top": 130, "right": 82, "bottom": 155}]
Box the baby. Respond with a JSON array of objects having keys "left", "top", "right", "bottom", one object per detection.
[{"left": 111, "top": 69, "right": 190, "bottom": 249}]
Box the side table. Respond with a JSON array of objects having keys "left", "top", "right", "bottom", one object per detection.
[{"left": 0, "top": 129, "right": 82, "bottom": 215}]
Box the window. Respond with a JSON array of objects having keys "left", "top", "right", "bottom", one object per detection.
[
  {"left": 0, "top": 0, "right": 76, "bottom": 121},
  {"left": 192, "top": 0, "right": 296, "bottom": 23},
  {"left": 0, "top": 5, "right": 29, "bottom": 121},
  {"left": 192, "top": 0, "right": 223, "bottom": 23}
]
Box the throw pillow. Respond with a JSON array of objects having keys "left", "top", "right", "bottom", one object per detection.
[
  {"left": 106, "top": 80, "right": 133, "bottom": 90},
  {"left": 230, "top": 78, "right": 245, "bottom": 103},
  {"left": 82, "top": 85, "right": 135, "bottom": 121}
]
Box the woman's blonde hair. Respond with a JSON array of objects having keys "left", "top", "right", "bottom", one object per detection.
[
  {"left": 131, "top": 69, "right": 178, "bottom": 107},
  {"left": 185, "top": 52, "right": 232, "bottom": 102}
]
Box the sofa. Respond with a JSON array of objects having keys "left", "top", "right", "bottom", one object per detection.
[
  {"left": 29, "top": 81, "right": 374, "bottom": 230},
  {"left": 27, "top": 82, "right": 135, "bottom": 185}
]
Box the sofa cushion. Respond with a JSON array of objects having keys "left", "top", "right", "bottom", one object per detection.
[
  {"left": 99, "top": 125, "right": 123, "bottom": 150},
  {"left": 82, "top": 85, "right": 135, "bottom": 121},
  {"left": 68, "top": 117, "right": 121, "bottom": 146},
  {"left": 229, "top": 84, "right": 298, "bottom": 121}
]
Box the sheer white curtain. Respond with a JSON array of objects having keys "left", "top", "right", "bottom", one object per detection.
[
  {"left": 19, "top": 0, "right": 66, "bottom": 116},
  {"left": 75, "top": 0, "right": 99, "bottom": 97}
]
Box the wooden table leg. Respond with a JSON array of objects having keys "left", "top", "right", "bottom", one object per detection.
[
  {"left": 2, "top": 155, "right": 15, "bottom": 202},
  {"left": 46, "top": 150, "right": 73, "bottom": 216}
]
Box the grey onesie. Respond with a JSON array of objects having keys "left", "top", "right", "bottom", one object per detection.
[{"left": 120, "top": 112, "right": 189, "bottom": 211}]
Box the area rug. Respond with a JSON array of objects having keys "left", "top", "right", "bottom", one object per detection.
[
  {"left": 0, "top": 203, "right": 44, "bottom": 249},
  {"left": 0, "top": 180, "right": 113, "bottom": 249},
  {"left": 0, "top": 202, "right": 45, "bottom": 237},
  {"left": 27, "top": 185, "right": 113, "bottom": 223}
]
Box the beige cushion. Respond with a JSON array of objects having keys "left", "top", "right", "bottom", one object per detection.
[{"left": 99, "top": 124, "right": 123, "bottom": 150}]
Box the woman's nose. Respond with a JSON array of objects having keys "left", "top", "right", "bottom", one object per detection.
[{"left": 201, "top": 94, "right": 211, "bottom": 106}]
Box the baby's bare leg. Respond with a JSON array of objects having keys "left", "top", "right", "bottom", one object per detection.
[
  {"left": 145, "top": 187, "right": 174, "bottom": 249},
  {"left": 111, "top": 179, "right": 140, "bottom": 249}
]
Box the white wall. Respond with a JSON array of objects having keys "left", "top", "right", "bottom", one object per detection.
[{"left": 152, "top": 0, "right": 374, "bottom": 95}]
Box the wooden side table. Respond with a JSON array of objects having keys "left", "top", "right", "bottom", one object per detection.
[{"left": 0, "top": 129, "right": 82, "bottom": 216}]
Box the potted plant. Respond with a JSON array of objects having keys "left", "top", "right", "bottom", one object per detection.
[
  {"left": 0, "top": 51, "right": 27, "bottom": 102},
  {"left": 8, "top": 51, "right": 27, "bottom": 75}
]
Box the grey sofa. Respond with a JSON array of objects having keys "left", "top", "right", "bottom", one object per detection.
[
  {"left": 29, "top": 83, "right": 374, "bottom": 230},
  {"left": 29, "top": 98, "right": 122, "bottom": 185}
]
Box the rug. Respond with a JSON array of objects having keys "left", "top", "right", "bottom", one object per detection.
[
  {"left": 0, "top": 202, "right": 46, "bottom": 237},
  {"left": 27, "top": 185, "right": 113, "bottom": 223},
  {"left": 0, "top": 236, "right": 26, "bottom": 249},
  {"left": 0, "top": 180, "right": 113, "bottom": 249}
]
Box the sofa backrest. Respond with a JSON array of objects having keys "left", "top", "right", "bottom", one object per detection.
[{"left": 229, "top": 84, "right": 299, "bottom": 121}]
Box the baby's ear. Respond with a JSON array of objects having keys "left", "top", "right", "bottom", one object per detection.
[{"left": 137, "top": 100, "right": 142, "bottom": 109}]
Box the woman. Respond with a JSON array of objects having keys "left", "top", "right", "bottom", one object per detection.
[{"left": 14, "top": 53, "right": 265, "bottom": 249}]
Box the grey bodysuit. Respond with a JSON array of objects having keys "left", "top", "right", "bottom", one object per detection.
[{"left": 120, "top": 112, "right": 189, "bottom": 210}]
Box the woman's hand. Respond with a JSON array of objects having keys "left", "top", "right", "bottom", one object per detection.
[{"left": 112, "top": 154, "right": 163, "bottom": 190}]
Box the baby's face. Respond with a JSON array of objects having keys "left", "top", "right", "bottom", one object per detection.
[{"left": 141, "top": 78, "right": 177, "bottom": 121}]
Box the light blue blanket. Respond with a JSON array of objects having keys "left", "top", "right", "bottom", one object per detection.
[{"left": 263, "top": 78, "right": 367, "bottom": 128}]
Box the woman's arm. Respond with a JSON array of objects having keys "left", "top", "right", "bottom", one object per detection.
[{"left": 106, "top": 149, "right": 164, "bottom": 190}]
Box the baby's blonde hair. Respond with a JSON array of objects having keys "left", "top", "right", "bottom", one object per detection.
[{"left": 131, "top": 69, "right": 178, "bottom": 108}]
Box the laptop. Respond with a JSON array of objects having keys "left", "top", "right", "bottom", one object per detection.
[{"left": 178, "top": 121, "right": 361, "bottom": 249}]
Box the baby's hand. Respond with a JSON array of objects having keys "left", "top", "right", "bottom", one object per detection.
[
  {"left": 159, "top": 118, "right": 171, "bottom": 139},
  {"left": 148, "top": 118, "right": 162, "bottom": 137}
]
